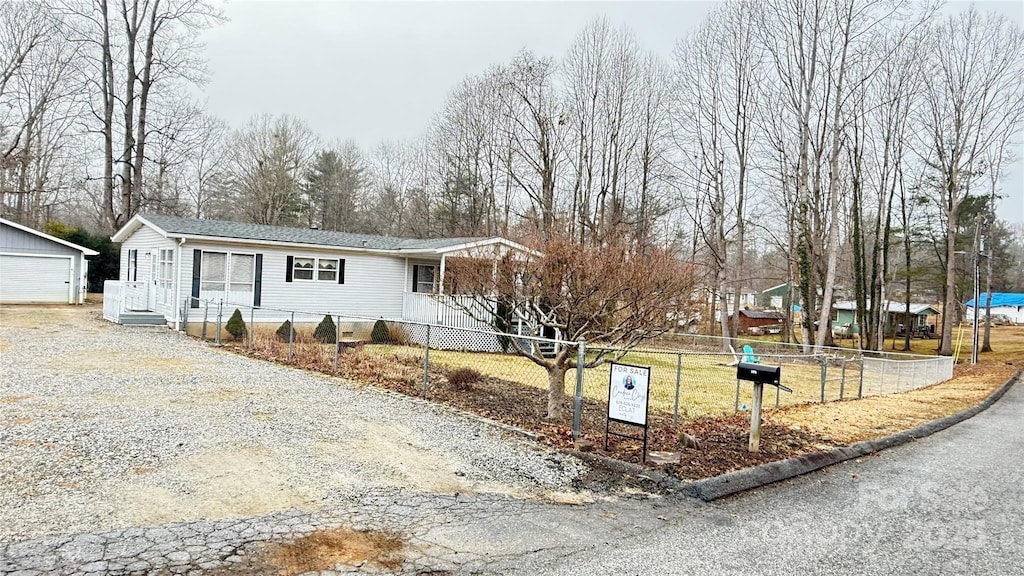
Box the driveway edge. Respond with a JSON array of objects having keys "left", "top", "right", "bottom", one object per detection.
[{"left": 683, "top": 368, "right": 1022, "bottom": 501}]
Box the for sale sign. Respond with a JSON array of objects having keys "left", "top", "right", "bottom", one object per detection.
[{"left": 607, "top": 362, "right": 651, "bottom": 426}]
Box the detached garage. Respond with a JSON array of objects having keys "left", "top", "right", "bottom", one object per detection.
[{"left": 0, "top": 218, "right": 98, "bottom": 304}]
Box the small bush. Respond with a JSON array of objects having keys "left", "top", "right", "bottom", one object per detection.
[
  {"left": 314, "top": 315, "right": 337, "bottom": 344},
  {"left": 371, "top": 319, "right": 391, "bottom": 343},
  {"left": 225, "top": 308, "right": 246, "bottom": 340},
  {"left": 447, "top": 367, "right": 482, "bottom": 391},
  {"left": 276, "top": 320, "right": 294, "bottom": 342}
]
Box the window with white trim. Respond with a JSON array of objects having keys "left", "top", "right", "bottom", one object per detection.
[
  {"left": 157, "top": 249, "right": 174, "bottom": 304},
  {"left": 291, "top": 256, "right": 341, "bottom": 282},
  {"left": 127, "top": 249, "right": 138, "bottom": 281},
  {"left": 318, "top": 258, "right": 339, "bottom": 281},
  {"left": 230, "top": 253, "right": 255, "bottom": 293},
  {"left": 200, "top": 251, "right": 226, "bottom": 292},
  {"left": 293, "top": 257, "right": 315, "bottom": 280},
  {"left": 413, "top": 265, "right": 436, "bottom": 294}
]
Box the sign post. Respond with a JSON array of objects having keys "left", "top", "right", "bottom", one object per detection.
[{"left": 605, "top": 362, "right": 652, "bottom": 462}]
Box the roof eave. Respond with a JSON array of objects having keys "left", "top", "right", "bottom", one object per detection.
[
  {"left": 170, "top": 233, "right": 407, "bottom": 255},
  {"left": 1, "top": 217, "right": 100, "bottom": 256}
]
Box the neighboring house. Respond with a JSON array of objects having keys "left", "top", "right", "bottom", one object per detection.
[
  {"left": 727, "top": 309, "right": 786, "bottom": 334},
  {"left": 709, "top": 288, "right": 758, "bottom": 321},
  {"left": 760, "top": 283, "right": 789, "bottom": 309},
  {"left": 832, "top": 300, "right": 940, "bottom": 335},
  {"left": 966, "top": 293, "right": 1024, "bottom": 324},
  {"left": 0, "top": 218, "right": 98, "bottom": 304},
  {"left": 104, "top": 214, "right": 529, "bottom": 333}
]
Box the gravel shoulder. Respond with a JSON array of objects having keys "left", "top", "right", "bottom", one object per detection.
[{"left": 0, "top": 305, "right": 587, "bottom": 542}]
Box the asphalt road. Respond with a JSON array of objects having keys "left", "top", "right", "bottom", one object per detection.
[{"left": 530, "top": 375, "right": 1024, "bottom": 576}]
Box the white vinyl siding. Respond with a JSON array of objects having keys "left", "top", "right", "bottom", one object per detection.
[
  {"left": 119, "top": 225, "right": 177, "bottom": 317},
  {"left": 179, "top": 241, "right": 406, "bottom": 322}
]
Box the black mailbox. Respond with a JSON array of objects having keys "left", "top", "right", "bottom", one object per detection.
[{"left": 737, "top": 363, "right": 782, "bottom": 385}]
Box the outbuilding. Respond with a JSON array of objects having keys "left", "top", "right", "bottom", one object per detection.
[
  {"left": 0, "top": 218, "right": 98, "bottom": 304},
  {"left": 967, "top": 293, "right": 1024, "bottom": 325}
]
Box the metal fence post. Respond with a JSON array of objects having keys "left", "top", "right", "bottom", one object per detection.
[
  {"left": 248, "top": 306, "right": 255, "bottom": 350},
  {"left": 288, "top": 311, "right": 295, "bottom": 362},
  {"left": 422, "top": 324, "right": 432, "bottom": 397},
  {"left": 734, "top": 378, "right": 741, "bottom": 413},
  {"left": 215, "top": 301, "right": 223, "bottom": 345},
  {"left": 819, "top": 354, "right": 827, "bottom": 402},
  {"left": 202, "top": 300, "right": 209, "bottom": 341},
  {"left": 672, "top": 353, "right": 682, "bottom": 427},
  {"left": 182, "top": 300, "right": 189, "bottom": 334},
  {"left": 858, "top": 356, "right": 865, "bottom": 398},
  {"left": 839, "top": 357, "right": 847, "bottom": 400},
  {"left": 333, "top": 314, "right": 340, "bottom": 372},
  {"left": 572, "top": 340, "right": 586, "bottom": 441}
]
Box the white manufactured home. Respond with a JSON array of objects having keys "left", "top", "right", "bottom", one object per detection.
[
  {"left": 0, "top": 218, "right": 98, "bottom": 304},
  {"left": 104, "top": 214, "right": 527, "bottom": 332}
]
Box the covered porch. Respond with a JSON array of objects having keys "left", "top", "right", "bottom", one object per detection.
[{"left": 101, "top": 280, "right": 167, "bottom": 325}]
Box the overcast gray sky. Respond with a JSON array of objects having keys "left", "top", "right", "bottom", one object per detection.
[{"left": 200, "top": 0, "right": 1023, "bottom": 225}]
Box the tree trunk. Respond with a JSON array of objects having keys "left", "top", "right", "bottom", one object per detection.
[
  {"left": 939, "top": 200, "right": 958, "bottom": 356},
  {"left": 546, "top": 362, "right": 567, "bottom": 420}
]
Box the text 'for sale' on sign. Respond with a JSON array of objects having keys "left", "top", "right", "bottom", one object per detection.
[{"left": 607, "top": 362, "right": 651, "bottom": 426}]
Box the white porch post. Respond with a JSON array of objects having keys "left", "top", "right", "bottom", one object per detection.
[
  {"left": 439, "top": 254, "right": 446, "bottom": 296},
  {"left": 173, "top": 239, "right": 185, "bottom": 330}
]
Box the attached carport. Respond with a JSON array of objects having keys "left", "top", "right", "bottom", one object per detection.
[{"left": 0, "top": 218, "right": 98, "bottom": 304}]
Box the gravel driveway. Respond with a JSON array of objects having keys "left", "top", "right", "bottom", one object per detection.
[{"left": 0, "top": 305, "right": 586, "bottom": 543}]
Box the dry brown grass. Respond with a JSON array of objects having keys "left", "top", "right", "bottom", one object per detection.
[
  {"left": 772, "top": 361, "right": 1019, "bottom": 444},
  {"left": 214, "top": 323, "right": 1022, "bottom": 459},
  {"left": 263, "top": 526, "right": 405, "bottom": 574}
]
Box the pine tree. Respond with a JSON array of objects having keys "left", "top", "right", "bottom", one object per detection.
[
  {"left": 225, "top": 309, "right": 246, "bottom": 340},
  {"left": 314, "top": 315, "right": 337, "bottom": 344}
]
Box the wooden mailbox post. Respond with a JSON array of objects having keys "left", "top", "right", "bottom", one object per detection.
[{"left": 736, "top": 363, "right": 791, "bottom": 453}]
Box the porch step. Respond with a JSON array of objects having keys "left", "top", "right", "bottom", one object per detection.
[{"left": 119, "top": 312, "right": 166, "bottom": 326}]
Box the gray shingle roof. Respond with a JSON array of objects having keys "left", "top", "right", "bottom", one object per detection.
[{"left": 141, "top": 214, "right": 482, "bottom": 252}]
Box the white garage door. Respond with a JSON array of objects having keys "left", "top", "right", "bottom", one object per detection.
[{"left": 0, "top": 254, "right": 72, "bottom": 303}]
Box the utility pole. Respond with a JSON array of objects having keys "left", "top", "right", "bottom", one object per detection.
[{"left": 971, "top": 236, "right": 984, "bottom": 365}]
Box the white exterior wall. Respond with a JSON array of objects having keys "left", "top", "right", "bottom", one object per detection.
[
  {"left": 119, "top": 226, "right": 178, "bottom": 317},
  {"left": 178, "top": 240, "right": 411, "bottom": 323},
  {"left": 967, "top": 305, "right": 1024, "bottom": 324}
]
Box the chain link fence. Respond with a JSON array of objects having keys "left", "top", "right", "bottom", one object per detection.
[{"left": 178, "top": 298, "right": 955, "bottom": 436}]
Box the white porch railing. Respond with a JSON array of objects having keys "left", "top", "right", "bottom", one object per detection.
[
  {"left": 102, "top": 280, "right": 149, "bottom": 323},
  {"left": 402, "top": 292, "right": 494, "bottom": 330}
]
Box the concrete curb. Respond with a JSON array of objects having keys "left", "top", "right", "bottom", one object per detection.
[{"left": 683, "top": 368, "right": 1022, "bottom": 502}]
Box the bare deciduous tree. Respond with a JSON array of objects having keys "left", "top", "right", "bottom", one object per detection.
[
  {"left": 447, "top": 231, "right": 696, "bottom": 419},
  {"left": 916, "top": 8, "right": 1024, "bottom": 356}
]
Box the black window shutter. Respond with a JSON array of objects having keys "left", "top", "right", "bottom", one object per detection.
[
  {"left": 338, "top": 259, "right": 345, "bottom": 284},
  {"left": 190, "top": 249, "right": 201, "bottom": 308},
  {"left": 254, "top": 254, "right": 263, "bottom": 306},
  {"left": 285, "top": 255, "right": 293, "bottom": 282},
  {"left": 412, "top": 265, "right": 419, "bottom": 293}
]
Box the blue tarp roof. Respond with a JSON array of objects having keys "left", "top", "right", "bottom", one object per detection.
[{"left": 966, "top": 293, "right": 1024, "bottom": 308}]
